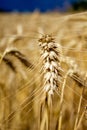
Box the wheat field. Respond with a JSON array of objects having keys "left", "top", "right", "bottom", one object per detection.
[{"left": 0, "top": 12, "right": 87, "bottom": 130}]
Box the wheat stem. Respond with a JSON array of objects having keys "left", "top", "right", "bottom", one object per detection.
[
  {"left": 58, "top": 71, "right": 69, "bottom": 130},
  {"left": 74, "top": 74, "right": 86, "bottom": 130}
]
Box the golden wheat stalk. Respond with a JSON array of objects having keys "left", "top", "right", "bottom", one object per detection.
[
  {"left": 58, "top": 70, "right": 71, "bottom": 130},
  {"left": 74, "top": 74, "right": 87, "bottom": 130},
  {"left": 39, "top": 34, "right": 63, "bottom": 130}
]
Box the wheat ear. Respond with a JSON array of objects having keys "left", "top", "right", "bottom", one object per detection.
[
  {"left": 39, "top": 34, "right": 62, "bottom": 95},
  {"left": 0, "top": 48, "right": 34, "bottom": 71},
  {"left": 3, "top": 57, "right": 16, "bottom": 72},
  {"left": 39, "top": 34, "right": 62, "bottom": 130},
  {"left": 62, "top": 57, "right": 87, "bottom": 87}
]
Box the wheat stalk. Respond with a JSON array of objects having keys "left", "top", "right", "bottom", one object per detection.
[
  {"left": 58, "top": 70, "right": 70, "bottom": 130},
  {"left": 39, "top": 34, "right": 63, "bottom": 130},
  {"left": 74, "top": 73, "right": 87, "bottom": 130}
]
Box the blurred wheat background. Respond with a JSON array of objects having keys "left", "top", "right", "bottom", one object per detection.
[{"left": 0, "top": 11, "right": 87, "bottom": 130}]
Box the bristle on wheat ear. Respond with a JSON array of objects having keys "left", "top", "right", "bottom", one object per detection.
[{"left": 39, "top": 34, "right": 63, "bottom": 95}]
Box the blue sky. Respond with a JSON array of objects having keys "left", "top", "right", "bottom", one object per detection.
[{"left": 0, "top": 0, "right": 77, "bottom": 12}]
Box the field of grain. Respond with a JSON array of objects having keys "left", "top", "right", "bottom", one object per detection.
[{"left": 0, "top": 12, "right": 87, "bottom": 130}]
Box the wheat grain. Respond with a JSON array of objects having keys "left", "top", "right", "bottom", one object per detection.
[{"left": 39, "top": 34, "right": 63, "bottom": 95}]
